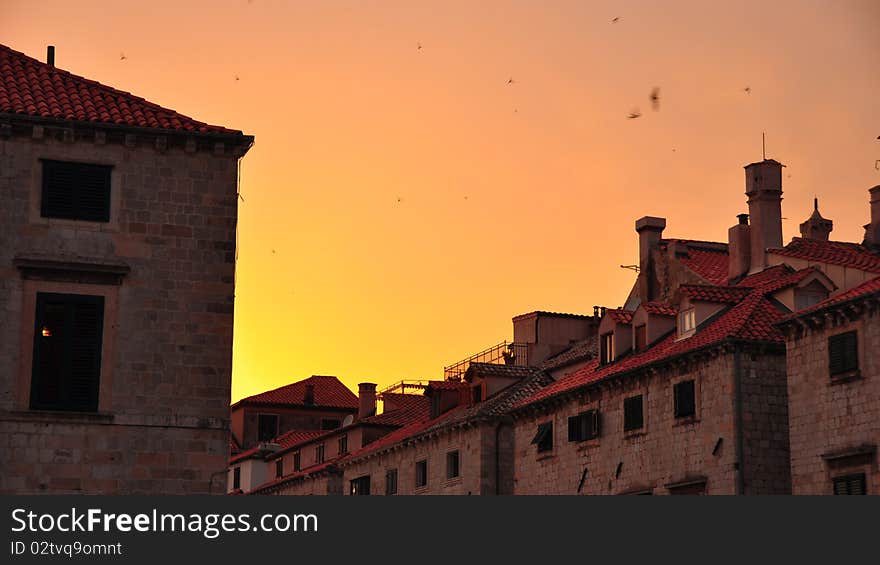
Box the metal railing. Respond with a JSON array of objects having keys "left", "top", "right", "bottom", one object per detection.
[
  {"left": 443, "top": 340, "right": 529, "bottom": 380},
  {"left": 379, "top": 380, "right": 431, "bottom": 396}
]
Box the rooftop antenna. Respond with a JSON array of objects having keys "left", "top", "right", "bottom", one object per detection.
[
  {"left": 762, "top": 132, "right": 766, "bottom": 160},
  {"left": 620, "top": 264, "right": 640, "bottom": 272}
]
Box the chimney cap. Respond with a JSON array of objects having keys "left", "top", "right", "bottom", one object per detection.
[
  {"left": 744, "top": 158, "right": 785, "bottom": 169},
  {"left": 46, "top": 45, "right": 55, "bottom": 67},
  {"left": 358, "top": 382, "right": 377, "bottom": 391},
  {"left": 737, "top": 213, "right": 749, "bottom": 225},
  {"left": 635, "top": 216, "right": 666, "bottom": 232}
]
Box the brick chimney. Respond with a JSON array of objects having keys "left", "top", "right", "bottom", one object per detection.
[
  {"left": 357, "top": 383, "right": 377, "bottom": 419},
  {"left": 728, "top": 213, "right": 751, "bottom": 281},
  {"left": 863, "top": 186, "right": 880, "bottom": 249},
  {"left": 799, "top": 198, "right": 833, "bottom": 241},
  {"left": 744, "top": 159, "right": 784, "bottom": 273},
  {"left": 635, "top": 216, "right": 666, "bottom": 303},
  {"left": 47, "top": 46, "right": 55, "bottom": 67}
]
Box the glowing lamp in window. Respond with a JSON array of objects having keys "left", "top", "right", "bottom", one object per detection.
[{"left": 41, "top": 326, "right": 52, "bottom": 337}]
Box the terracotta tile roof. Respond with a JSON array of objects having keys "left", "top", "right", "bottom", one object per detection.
[
  {"left": 426, "top": 380, "right": 468, "bottom": 391},
  {"left": 360, "top": 395, "right": 430, "bottom": 427},
  {"left": 770, "top": 238, "right": 880, "bottom": 273},
  {"left": 517, "top": 290, "right": 787, "bottom": 409},
  {"left": 539, "top": 339, "right": 598, "bottom": 371},
  {"left": 231, "top": 375, "right": 358, "bottom": 410},
  {"left": 512, "top": 310, "right": 596, "bottom": 320},
  {"left": 229, "top": 429, "right": 327, "bottom": 464},
  {"left": 0, "top": 43, "right": 241, "bottom": 135},
  {"left": 250, "top": 460, "right": 340, "bottom": 494},
  {"left": 606, "top": 309, "right": 634, "bottom": 324},
  {"left": 661, "top": 239, "right": 730, "bottom": 285},
  {"left": 464, "top": 362, "right": 541, "bottom": 381},
  {"left": 641, "top": 301, "right": 678, "bottom": 316},
  {"left": 782, "top": 275, "right": 880, "bottom": 321},
  {"left": 680, "top": 284, "right": 752, "bottom": 303}
]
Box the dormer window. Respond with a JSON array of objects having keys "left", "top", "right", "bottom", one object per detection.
[
  {"left": 678, "top": 308, "right": 696, "bottom": 337},
  {"left": 600, "top": 333, "right": 614, "bottom": 364},
  {"left": 472, "top": 385, "right": 483, "bottom": 404},
  {"left": 634, "top": 324, "right": 647, "bottom": 351}
]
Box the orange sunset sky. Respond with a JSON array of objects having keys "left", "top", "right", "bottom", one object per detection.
[{"left": 3, "top": 1, "right": 879, "bottom": 402}]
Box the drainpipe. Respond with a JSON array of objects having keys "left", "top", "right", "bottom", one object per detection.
[{"left": 732, "top": 344, "right": 745, "bottom": 495}]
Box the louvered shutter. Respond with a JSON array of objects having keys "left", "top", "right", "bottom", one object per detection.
[{"left": 41, "top": 160, "right": 111, "bottom": 222}]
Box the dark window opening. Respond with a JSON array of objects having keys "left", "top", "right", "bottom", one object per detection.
[
  {"left": 472, "top": 385, "right": 483, "bottom": 404},
  {"left": 634, "top": 324, "right": 647, "bottom": 351},
  {"left": 350, "top": 475, "right": 371, "bottom": 496},
  {"left": 338, "top": 435, "right": 348, "bottom": 455},
  {"left": 257, "top": 414, "right": 279, "bottom": 442},
  {"left": 531, "top": 422, "right": 554, "bottom": 453},
  {"left": 321, "top": 418, "right": 342, "bottom": 430},
  {"left": 293, "top": 451, "right": 301, "bottom": 472},
  {"left": 41, "top": 160, "right": 112, "bottom": 222},
  {"left": 568, "top": 410, "right": 601, "bottom": 442},
  {"left": 600, "top": 333, "right": 614, "bottom": 364},
  {"left": 673, "top": 380, "right": 696, "bottom": 418},
  {"left": 415, "top": 459, "right": 428, "bottom": 488},
  {"left": 30, "top": 293, "right": 104, "bottom": 412},
  {"left": 232, "top": 467, "right": 241, "bottom": 490},
  {"left": 275, "top": 459, "right": 283, "bottom": 478},
  {"left": 386, "top": 469, "right": 398, "bottom": 495},
  {"left": 829, "top": 331, "right": 858, "bottom": 376},
  {"left": 447, "top": 450, "right": 460, "bottom": 479},
  {"left": 623, "top": 395, "right": 644, "bottom": 431},
  {"left": 833, "top": 473, "right": 866, "bottom": 495},
  {"left": 315, "top": 444, "right": 325, "bottom": 464}
]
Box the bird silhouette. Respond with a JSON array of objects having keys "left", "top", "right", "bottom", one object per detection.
[
  {"left": 417, "top": 42, "right": 422, "bottom": 51},
  {"left": 120, "top": 53, "right": 127, "bottom": 61},
  {"left": 234, "top": 75, "right": 240, "bottom": 81},
  {"left": 650, "top": 87, "right": 660, "bottom": 111},
  {"left": 611, "top": 17, "right": 620, "bottom": 23},
  {"left": 744, "top": 87, "right": 751, "bottom": 95},
  {"left": 507, "top": 78, "right": 515, "bottom": 85},
  {"left": 396, "top": 196, "right": 403, "bottom": 203},
  {"left": 627, "top": 109, "right": 641, "bottom": 119}
]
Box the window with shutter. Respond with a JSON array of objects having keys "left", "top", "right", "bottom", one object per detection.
[
  {"left": 41, "top": 160, "right": 112, "bottom": 222},
  {"left": 293, "top": 451, "right": 301, "bottom": 471},
  {"left": 635, "top": 324, "right": 647, "bottom": 351},
  {"left": 350, "top": 475, "right": 371, "bottom": 495},
  {"left": 623, "top": 395, "right": 644, "bottom": 431},
  {"left": 832, "top": 473, "right": 866, "bottom": 495},
  {"left": 257, "top": 414, "right": 278, "bottom": 441},
  {"left": 828, "top": 331, "right": 858, "bottom": 377},
  {"left": 232, "top": 467, "right": 241, "bottom": 490},
  {"left": 30, "top": 293, "right": 104, "bottom": 412},
  {"left": 532, "top": 422, "right": 554, "bottom": 452},
  {"left": 275, "top": 459, "right": 283, "bottom": 478},
  {"left": 568, "top": 410, "right": 600, "bottom": 442},
  {"left": 446, "top": 450, "right": 460, "bottom": 479},
  {"left": 673, "top": 380, "right": 696, "bottom": 418},
  {"left": 385, "top": 469, "right": 398, "bottom": 495},
  {"left": 338, "top": 435, "right": 348, "bottom": 455},
  {"left": 415, "top": 460, "right": 428, "bottom": 488},
  {"left": 316, "top": 444, "right": 325, "bottom": 464}
]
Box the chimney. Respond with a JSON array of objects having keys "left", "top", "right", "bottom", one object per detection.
[
  {"left": 47, "top": 46, "right": 55, "bottom": 67},
  {"left": 744, "top": 159, "right": 784, "bottom": 273},
  {"left": 303, "top": 383, "right": 315, "bottom": 405},
  {"left": 863, "top": 186, "right": 880, "bottom": 249},
  {"left": 635, "top": 216, "right": 666, "bottom": 303},
  {"left": 357, "top": 383, "right": 377, "bottom": 419},
  {"left": 799, "top": 198, "right": 833, "bottom": 241},
  {"left": 728, "top": 213, "right": 751, "bottom": 281}
]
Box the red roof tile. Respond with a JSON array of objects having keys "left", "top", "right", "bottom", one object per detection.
[
  {"left": 0, "top": 44, "right": 241, "bottom": 135},
  {"left": 360, "top": 395, "right": 430, "bottom": 427},
  {"left": 641, "top": 301, "right": 678, "bottom": 316},
  {"left": 662, "top": 239, "right": 730, "bottom": 285},
  {"left": 770, "top": 238, "right": 880, "bottom": 274},
  {"left": 232, "top": 375, "right": 359, "bottom": 410},
  {"left": 426, "top": 380, "right": 468, "bottom": 391},
  {"left": 680, "top": 284, "right": 752, "bottom": 303},
  {"left": 229, "top": 429, "right": 327, "bottom": 464},
  {"left": 606, "top": 309, "right": 634, "bottom": 324}
]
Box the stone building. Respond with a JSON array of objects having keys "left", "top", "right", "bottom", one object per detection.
[{"left": 0, "top": 44, "right": 252, "bottom": 493}]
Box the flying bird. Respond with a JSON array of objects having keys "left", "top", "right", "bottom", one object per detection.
[
  {"left": 627, "top": 109, "right": 641, "bottom": 119},
  {"left": 649, "top": 87, "right": 660, "bottom": 111},
  {"left": 507, "top": 78, "right": 515, "bottom": 85},
  {"left": 611, "top": 17, "right": 620, "bottom": 23},
  {"left": 744, "top": 86, "right": 751, "bottom": 95},
  {"left": 417, "top": 42, "right": 422, "bottom": 51},
  {"left": 396, "top": 196, "right": 403, "bottom": 203},
  {"left": 120, "top": 53, "right": 127, "bottom": 61},
  {"left": 234, "top": 75, "right": 240, "bottom": 81}
]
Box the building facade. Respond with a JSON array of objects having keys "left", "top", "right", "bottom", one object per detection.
[{"left": 0, "top": 44, "right": 252, "bottom": 493}]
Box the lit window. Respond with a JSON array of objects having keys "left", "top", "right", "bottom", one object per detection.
[
  {"left": 679, "top": 308, "right": 696, "bottom": 336},
  {"left": 600, "top": 333, "right": 614, "bottom": 364}
]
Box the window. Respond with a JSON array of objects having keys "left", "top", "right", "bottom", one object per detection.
[
  {"left": 293, "top": 451, "right": 301, "bottom": 472},
  {"left": 472, "top": 385, "right": 483, "bottom": 404},
  {"left": 828, "top": 331, "right": 858, "bottom": 377},
  {"left": 833, "top": 473, "right": 866, "bottom": 495},
  {"left": 350, "top": 475, "right": 371, "bottom": 495},
  {"left": 321, "top": 418, "right": 341, "bottom": 430},
  {"left": 679, "top": 309, "right": 696, "bottom": 336},
  {"left": 673, "top": 380, "right": 696, "bottom": 418},
  {"left": 232, "top": 467, "right": 241, "bottom": 490},
  {"left": 338, "top": 435, "right": 348, "bottom": 455},
  {"left": 257, "top": 414, "right": 279, "bottom": 442},
  {"left": 315, "top": 444, "right": 325, "bottom": 464},
  {"left": 531, "top": 422, "right": 554, "bottom": 453},
  {"left": 600, "top": 333, "right": 614, "bottom": 364},
  {"left": 446, "top": 450, "right": 460, "bottom": 479},
  {"left": 568, "top": 410, "right": 601, "bottom": 442},
  {"left": 623, "top": 395, "right": 644, "bottom": 431},
  {"left": 41, "top": 160, "right": 112, "bottom": 222},
  {"left": 385, "top": 469, "right": 398, "bottom": 495},
  {"left": 275, "top": 459, "right": 283, "bottom": 478},
  {"left": 30, "top": 293, "right": 104, "bottom": 412},
  {"left": 634, "top": 324, "right": 647, "bottom": 351},
  {"left": 415, "top": 460, "right": 428, "bottom": 488}
]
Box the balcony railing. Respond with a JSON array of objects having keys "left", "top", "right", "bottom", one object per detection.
[
  {"left": 443, "top": 340, "right": 529, "bottom": 380},
  {"left": 379, "top": 380, "right": 431, "bottom": 396}
]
